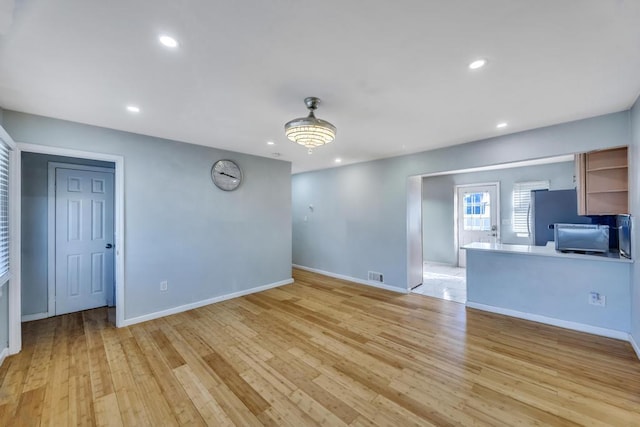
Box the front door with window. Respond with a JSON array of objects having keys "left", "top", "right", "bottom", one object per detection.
[{"left": 457, "top": 184, "right": 498, "bottom": 267}]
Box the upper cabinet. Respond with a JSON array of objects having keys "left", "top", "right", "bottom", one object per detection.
[{"left": 576, "top": 146, "right": 628, "bottom": 215}]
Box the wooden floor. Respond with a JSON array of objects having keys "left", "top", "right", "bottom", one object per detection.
[{"left": 1, "top": 269, "right": 640, "bottom": 426}]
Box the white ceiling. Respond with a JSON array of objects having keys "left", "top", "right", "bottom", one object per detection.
[{"left": 1, "top": 1, "right": 639, "bottom": 173}]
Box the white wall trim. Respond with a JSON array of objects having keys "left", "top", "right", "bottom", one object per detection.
[
  {"left": 21, "top": 312, "right": 48, "bottom": 323},
  {"left": 121, "top": 278, "right": 293, "bottom": 327},
  {"left": 16, "top": 143, "right": 126, "bottom": 331},
  {"left": 406, "top": 175, "right": 423, "bottom": 291},
  {"left": 293, "top": 264, "right": 408, "bottom": 294},
  {"left": 0, "top": 347, "right": 8, "bottom": 367},
  {"left": 466, "top": 301, "right": 629, "bottom": 341},
  {"left": 630, "top": 334, "right": 640, "bottom": 360}
]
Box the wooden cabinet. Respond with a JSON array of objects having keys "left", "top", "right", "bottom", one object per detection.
[{"left": 576, "top": 146, "right": 628, "bottom": 215}]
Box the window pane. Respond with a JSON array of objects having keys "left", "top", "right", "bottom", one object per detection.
[
  {"left": 512, "top": 181, "right": 549, "bottom": 235},
  {"left": 0, "top": 139, "right": 10, "bottom": 281}
]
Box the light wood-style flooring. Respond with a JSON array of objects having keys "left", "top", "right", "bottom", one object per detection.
[{"left": 1, "top": 268, "right": 640, "bottom": 426}]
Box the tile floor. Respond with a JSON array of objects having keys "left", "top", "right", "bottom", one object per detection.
[{"left": 412, "top": 262, "right": 467, "bottom": 303}]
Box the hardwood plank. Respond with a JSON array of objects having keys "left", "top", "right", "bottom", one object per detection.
[
  {"left": 120, "top": 336, "right": 179, "bottom": 426},
  {"left": 101, "top": 325, "right": 152, "bottom": 426},
  {"left": 94, "top": 393, "right": 123, "bottom": 427},
  {"left": 149, "top": 329, "right": 186, "bottom": 369},
  {"left": 1, "top": 268, "right": 639, "bottom": 426},
  {"left": 40, "top": 316, "right": 70, "bottom": 427},
  {"left": 68, "top": 328, "right": 95, "bottom": 426},
  {"left": 203, "top": 349, "right": 269, "bottom": 416},
  {"left": 173, "top": 365, "right": 235, "bottom": 426},
  {"left": 83, "top": 310, "right": 115, "bottom": 400},
  {"left": 129, "top": 324, "right": 206, "bottom": 426}
]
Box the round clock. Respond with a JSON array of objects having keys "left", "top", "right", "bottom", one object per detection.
[{"left": 211, "top": 159, "right": 242, "bottom": 191}]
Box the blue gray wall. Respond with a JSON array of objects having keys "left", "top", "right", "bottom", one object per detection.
[
  {"left": 21, "top": 153, "right": 114, "bottom": 316},
  {"left": 466, "top": 250, "right": 631, "bottom": 332},
  {"left": 630, "top": 94, "right": 640, "bottom": 352},
  {"left": 292, "top": 111, "right": 630, "bottom": 290},
  {"left": 422, "top": 161, "right": 575, "bottom": 265},
  {"left": 5, "top": 111, "right": 292, "bottom": 321}
]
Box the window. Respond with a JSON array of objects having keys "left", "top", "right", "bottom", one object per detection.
[
  {"left": 512, "top": 181, "right": 549, "bottom": 237},
  {"left": 0, "top": 138, "right": 9, "bottom": 285},
  {"left": 462, "top": 191, "right": 491, "bottom": 231}
]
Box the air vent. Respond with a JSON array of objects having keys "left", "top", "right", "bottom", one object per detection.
[{"left": 368, "top": 271, "right": 384, "bottom": 283}]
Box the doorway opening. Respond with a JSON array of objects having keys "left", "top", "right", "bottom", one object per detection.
[
  {"left": 22, "top": 153, "right": 117, "bottom": 323},
  {"left": 11, "top": 142, "right": 125, "bottom": 354},
  {"left": 407, "top": 155, "right": 575, "bottom": 305},
  {"left": 411, "top": 181, "right": 500, "bottom": 304}
]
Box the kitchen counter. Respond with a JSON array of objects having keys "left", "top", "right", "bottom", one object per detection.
[
  {"left": 463, "top": 242, "right": 632, "bottom": 263},
  {"left": 463, "top": 241, "right": 632, "bottom": 338}
]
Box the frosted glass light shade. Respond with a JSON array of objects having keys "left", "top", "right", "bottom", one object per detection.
[{"left": 284, "top": 97, "right": 336, "bottom": 150}]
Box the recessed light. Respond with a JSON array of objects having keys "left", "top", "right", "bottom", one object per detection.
[
  {"left": 126, "top": 105, "right": 140, "bottom": 113},
  {"left": 267, "top": 141, "right": 275, "bottom": 145},
  {"left": 469, "top": 59, "right": 487, "bottom": 70},
  {"left": 496, "top": 122, "right": 508, "bottom": 129},
  {"left": 335, "top": 158, "right": 342, "bottom": 163},
  {"left": 159, "top": 35, "right": 179, "bottom": 48}
]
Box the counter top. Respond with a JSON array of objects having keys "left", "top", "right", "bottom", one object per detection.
[{"left": 462, "top": 242, "right": 632, "bottom": 263}]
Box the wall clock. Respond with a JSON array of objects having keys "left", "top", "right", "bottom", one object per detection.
[{"left": 211, "top": 159, "right": 242, "bottom": 191}]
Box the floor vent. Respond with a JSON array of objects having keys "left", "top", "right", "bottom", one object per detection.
[{"left": 368, "top": 271, "right": 384, "bottom": 283}]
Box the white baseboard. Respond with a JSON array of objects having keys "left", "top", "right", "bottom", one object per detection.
[
  {"left": 21, "top": 312, "right": 48, "bottom": 323},
  {"left": 630, "top": 334, "right": 640, "bottom": 360},
  {"left": 293, "top": 264, "right": 408, "bottom": 294},
  {"left": 423, "top": 260, "right": 458, "bottom": 267},
  {"left": 0, "top": 347, "right": 8, "bottom": 366},
  {"left": 466, "top": 301, "right": 629, "bottom": 341},
  {"left": 121, "top": 278, "right": 293, "bottom": 327}
]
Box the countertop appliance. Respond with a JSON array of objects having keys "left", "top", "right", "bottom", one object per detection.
[
  {"left": 554, "top": 223, "right": 610, "bottom": 253},
  {"left": 530, "top": 189, "right": 591, "bottom": 246}
]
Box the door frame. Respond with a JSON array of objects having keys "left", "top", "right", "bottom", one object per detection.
[
  {"left": 453, "top": 182, "right": 500, "bottom": 266},
  {"left": 11, "top": 143, "right": 125, "bottom": 354},
  {"left": 47, "top": 162, "right": 116, "bottom": 318}
]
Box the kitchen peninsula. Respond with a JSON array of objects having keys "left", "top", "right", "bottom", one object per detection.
[{"left": 463, "top": 242, "right": 632, "bottom": 339}]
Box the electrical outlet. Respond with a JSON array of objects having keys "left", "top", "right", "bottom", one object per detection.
[
  {"left": 160, "top": 280, "right": 168, "bottom": 292},
  {"left": 589, "top": 292, "right": 605, "bottom": 307}
]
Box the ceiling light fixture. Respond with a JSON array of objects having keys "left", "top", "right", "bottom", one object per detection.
[
  {"left": 126, "top": 105, "right": 140, "bottom": 113},
  {"left": 496, "top": 122, "right": 508, "bottom": 128},
  {"left": 159, "top": 35, "right": 179, "bottom": 48},
  {"left": 335, "top": 158, "right": 342, "bottom": 163},
  {"left": 267, "top": 141, "right": 275, "bottom": 145},
  {"left": 469, "top": 59, "right": 487, "bottom": 70},
  {"left": 285, "top": 97, "right": 336, "bottom": 154}
]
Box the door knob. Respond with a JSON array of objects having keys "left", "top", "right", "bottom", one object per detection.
[{"left": 105, "top": 243, "right": 113, "bottom": 249}]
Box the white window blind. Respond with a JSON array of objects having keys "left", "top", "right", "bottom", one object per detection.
[
  {"left": 0, "top": 138, "right": 9, "bottom": 284},
  {"left": 512, "top": 181, "right": 549, "bottom": 236}
]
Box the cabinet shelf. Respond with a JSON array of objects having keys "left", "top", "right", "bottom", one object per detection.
[
  {"left": 576, "top": 146, "right": 629, "bottom": 215},
  {"left": 586, "top": 165, "right": 628, "bottom": 172},
  {"left": 587, "top": 189, "right": 628, "bottom": 194}
]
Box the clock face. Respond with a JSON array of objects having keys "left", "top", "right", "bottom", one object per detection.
[{"left": 211, "top": 160, "right": 242, "bottom": 191}]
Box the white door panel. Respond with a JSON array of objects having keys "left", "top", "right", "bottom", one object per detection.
[
  {"left": 457, "top": 184, "right": 499, "bottom": 267},
  {"left": 55, "top": 168, "right": 114, "bottom": 315}
]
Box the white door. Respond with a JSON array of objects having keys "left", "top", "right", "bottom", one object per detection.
[
  {"left": 457, "top": 184, "right": 498, "bottom": 267},
  {"left": 55, "top": 168, "right": 115, "bottom": 315}
]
